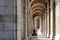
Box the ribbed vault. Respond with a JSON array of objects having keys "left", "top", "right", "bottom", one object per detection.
[
  {"left": 31, "top": 0, "right": 47, "bottom": 7},
  {"left": 30, "top": 0, "right": 47, "bottom": 18}
]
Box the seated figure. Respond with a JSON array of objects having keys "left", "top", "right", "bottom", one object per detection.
[{"left": 32, "top": 29, "right": 37, "bottom": 36}]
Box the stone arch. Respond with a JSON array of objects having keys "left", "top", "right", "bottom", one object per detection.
[{"left": 32, "top": 3, "right": 46, "bottom": 9}]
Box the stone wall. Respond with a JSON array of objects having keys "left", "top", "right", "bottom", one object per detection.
[{"left": 0, "top": 0, "right": 17, "bottom": 40}]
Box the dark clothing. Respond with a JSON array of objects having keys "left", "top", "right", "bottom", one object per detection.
[{"left": 32, "top": 29, "right": 37, "bottom": 36}]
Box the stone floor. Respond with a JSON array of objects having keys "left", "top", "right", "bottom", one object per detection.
[
  {"left": 31, "top": 34, "right": 51, "bottom": 40},
  {"left": 31, "top": 36, "right": 51, "bottom": 40}
]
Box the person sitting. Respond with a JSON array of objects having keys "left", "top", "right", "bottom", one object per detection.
[{"left": 32, "top": 29, "right": 37, "bottom": 36}]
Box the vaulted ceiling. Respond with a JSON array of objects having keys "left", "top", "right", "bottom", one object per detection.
[{"left": 30, "top": 0, "right": 47, "bottom": 18}]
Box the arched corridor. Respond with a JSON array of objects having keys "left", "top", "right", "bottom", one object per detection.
[
  {"left": 17, "top": 0, "right": 60, "bottom": 40},
  {"left": 0, "top": 0, "right": 60, "bottom": 40},
  {"left": 21, "top": 0, "right": 56, "bottom": 40}
]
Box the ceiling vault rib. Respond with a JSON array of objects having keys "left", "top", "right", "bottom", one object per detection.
[{"left": 29, "top": 0, "right": 47, "bottom": 18}]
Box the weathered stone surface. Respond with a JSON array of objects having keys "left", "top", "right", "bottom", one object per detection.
[
  {"left": 5, "top": 31, "right": 14, "bottom": 39},
  {"left": 0, "top": 0, "right": 17, "bottom": 40},
  {"left": 0, "top": 31, "right": 16, "bottom": 40},
  {"left": 0, "top": 7, "right": 15, "bottom": 15},
  {"left": 0, "top": 0, "right": 4, "bottom": 6},
  {"left": 5, "top": 23, "right": 16, "bottom": 31},
  {"left": 0, "top": 31, "right": 5, "bottom": 39},
  {"left": 5, "top": 7, "right": 14, "bottom": 15},
  {"left": 0, "top": 15, "right": 5, "bottom": 23},
  {"left": 0, "top": 23, "right": 5, "bottom": 31},
  {"left": 0, "top": 31, "right": 15, "bottom": 40},
  {"left": 4, "top": 0, "right": 14, "bottom": 6},
  {"left": 3, "top": 15, "right": 14, "bottom": 23},
  {"left": 0, "top": 7, "right": 5, "bottom": 15}
]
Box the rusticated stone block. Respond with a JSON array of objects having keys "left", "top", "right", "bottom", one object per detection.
[
  {"left": 0, "top": 31, "right": 5, "bottom": 39},
  {"left": 0, "top": 23, "right": 5, "bottom": 31},
  {"left": 0, "top": 0, "right": 4, "bottom": 6},
  {"left": 0, "top": 7, "right": 5, "bottom": 15},
  {"left": 5, "top": 7, "right": 14, "bottom": 15},
  {"left": 4, "top": 0, "right": 14, "bottom": 7},
  {"left": 5, "top": 23, "right": 16, "bottom": 31},
  {"left": 3, "top": 15, "right": 14, "bottom": 23}
]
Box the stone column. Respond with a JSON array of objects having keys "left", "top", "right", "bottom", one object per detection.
[
  {"left": 40, "top": 17, "right": 42, "bottom": 34},
  {"left": 41, "top": 16, "right": 43, "bottom": 33},
  {"left": 47, "top": 4, "right": 49, "bottom": 37},
  {"left": 46, "top": 11, "right": 47, "bottom": 37},
  {"left": 47, "top": 13, "right": 49, "bottom": 37},
  {"left": 34, "top": 17, "right": 37, "bottom": 29},
  {"left": 50, "top": 0, "right": 53, "bottom": 39},
  {"left": 17, "top": 0, "right": 22, "bottom": 40},
  {"left": 43, "top": 15, "right": 45, "bottom": 35},
  {"left": 25, "top": 0, "right": 28, "bottom": 40},
  {"left": 44, "top": 13, "right": 47, "bottom": 36}
]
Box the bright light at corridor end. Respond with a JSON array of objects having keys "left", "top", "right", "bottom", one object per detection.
[
  {"left": 55, "top": 35, "right": 60, "bottom": 40},
  {"left": 37, "top": 29, "right": 42, "bottom": 35}
]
